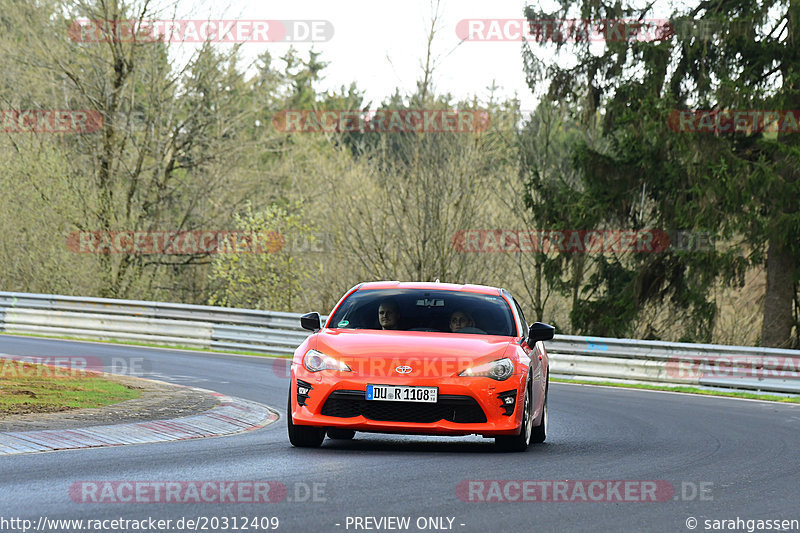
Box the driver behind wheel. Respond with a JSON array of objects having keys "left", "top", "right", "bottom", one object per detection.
[{"left": 449, "top": 310, "right": 475, "bottom": 332}]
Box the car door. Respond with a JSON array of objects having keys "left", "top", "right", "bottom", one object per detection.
[{"left": 512, "top": 297, "right": 544, "bottom": 411}]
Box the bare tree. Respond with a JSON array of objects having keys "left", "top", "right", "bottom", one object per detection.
[{"left": 23, "top": 0, "right": 254, "bottom": 298}]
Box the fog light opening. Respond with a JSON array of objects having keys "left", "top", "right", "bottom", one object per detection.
[
  {"left": 296, "top": 379, "right": 313, "bottom": 406},
  {"left": 497, "top": 390, "right": 517, "bottom": 416}
]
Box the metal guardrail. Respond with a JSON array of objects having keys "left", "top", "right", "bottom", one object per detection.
[
  {"left": 0, "top": 292, "right": 798, "bottom": 394},
  {"left": 548, "top": 336, "right": 800, "bottom": 393},
  {"left": 0, "top": 292, "right": 308, "bottom": 355}
]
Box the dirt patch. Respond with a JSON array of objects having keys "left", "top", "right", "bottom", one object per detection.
[{"left": 0, "top": 374, "right": 219, "bottom": 432}]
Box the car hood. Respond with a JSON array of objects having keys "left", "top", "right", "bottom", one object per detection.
[{"left": 311, "top": 329, "right": 513, "bottom": 378}]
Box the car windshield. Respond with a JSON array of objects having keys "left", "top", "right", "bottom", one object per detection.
[{"left": 327, "top": 289, "right": 517, "bottom": 336}]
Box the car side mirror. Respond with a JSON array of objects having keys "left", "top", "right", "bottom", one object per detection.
[
  {"left": 301, "top": 312, "right": 322, "bottom": 332},
  {"left": 528, "top": 322, "right": 554, "bottom": 343}
]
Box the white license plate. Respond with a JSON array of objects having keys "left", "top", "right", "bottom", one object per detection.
[{"left": 366, "top": 385, "right": 438, "bottom": 403}]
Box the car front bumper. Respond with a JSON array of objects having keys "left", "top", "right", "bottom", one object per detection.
[{"left": 290, "top": 369, "right": 527, "bottom": 437}]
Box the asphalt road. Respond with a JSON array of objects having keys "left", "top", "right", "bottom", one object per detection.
[{"left": 1, "top": 334, "right": 799, "bottom": 533}]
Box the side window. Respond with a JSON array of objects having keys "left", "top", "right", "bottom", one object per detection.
[{"left": 513, "top": 299, "right": 529, "bottom": 339}]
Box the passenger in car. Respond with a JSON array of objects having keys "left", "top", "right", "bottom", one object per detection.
[
  {"left": 449, "top": 310, "right": 476, "bottom": 332},
  {"left": 378, "top": 300, "right": 402, "bottom": 330}
]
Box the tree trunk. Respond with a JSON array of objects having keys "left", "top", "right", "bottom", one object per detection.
[{"left": 761, "top": 239, "right": 795, "bottom": 347}]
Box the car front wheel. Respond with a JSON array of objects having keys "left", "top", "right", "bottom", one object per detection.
[
  {"left": 287, "top": 392, "right": 325, "bottom": 448},
  {"left": 531, "top": 378, "right": 547, "bottom": 444},
  {"left": 495, "top": 374, "right": 533, "bottom": 452}
]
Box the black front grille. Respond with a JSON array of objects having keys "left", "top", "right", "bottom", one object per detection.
[{"left": 321, "top": 390, "right": 486, "bottom": 423}]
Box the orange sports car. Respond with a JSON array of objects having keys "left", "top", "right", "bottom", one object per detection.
[{"left": 287, "top": 281, "right": 554, "bottom": 451}]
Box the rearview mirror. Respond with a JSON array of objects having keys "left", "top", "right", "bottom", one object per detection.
[
  {"left": 528, "top": 322, "right": 554, "bottom": 343},
  {"left": 300, "top": 312, "right": 322, "bottom": 332}
]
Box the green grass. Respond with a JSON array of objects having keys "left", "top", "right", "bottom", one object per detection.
[
  {"left": 0, "top": 359, "right": 141, "bottom": 415},
  {"left": 553, "top": 377, "right": 800, "bottom": 403}
]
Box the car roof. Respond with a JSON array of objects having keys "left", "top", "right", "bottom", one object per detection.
[{"left": 357, "top": 281, "right": 501, "bottom": 295}]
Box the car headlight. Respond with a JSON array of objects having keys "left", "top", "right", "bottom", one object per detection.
[
  {"left": 303, "top": 349, "right": 351, "bottom": 372},
  {"left": 459, "top": 358, "right": 514, "bottom": 381}
]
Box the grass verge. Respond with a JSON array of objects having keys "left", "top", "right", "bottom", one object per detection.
[
  {"left": 553, "top": 378, "right": 800, "bottom": 403},
  {"left": 0, "top": 359, "right": 141, "bottom": 415}
]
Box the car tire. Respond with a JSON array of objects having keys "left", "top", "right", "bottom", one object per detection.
[
  {"left": 495, "top": 373, "right": 532, "bottom": 452},
  {"left": 531, "top": 377, "right": 548, "bottom": 444},
  {"left": 287, "top": 392, "right": 325, "bottom": 448},
  {"left": 327, "top": 429, "right": 356, "bottom": 440}
]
